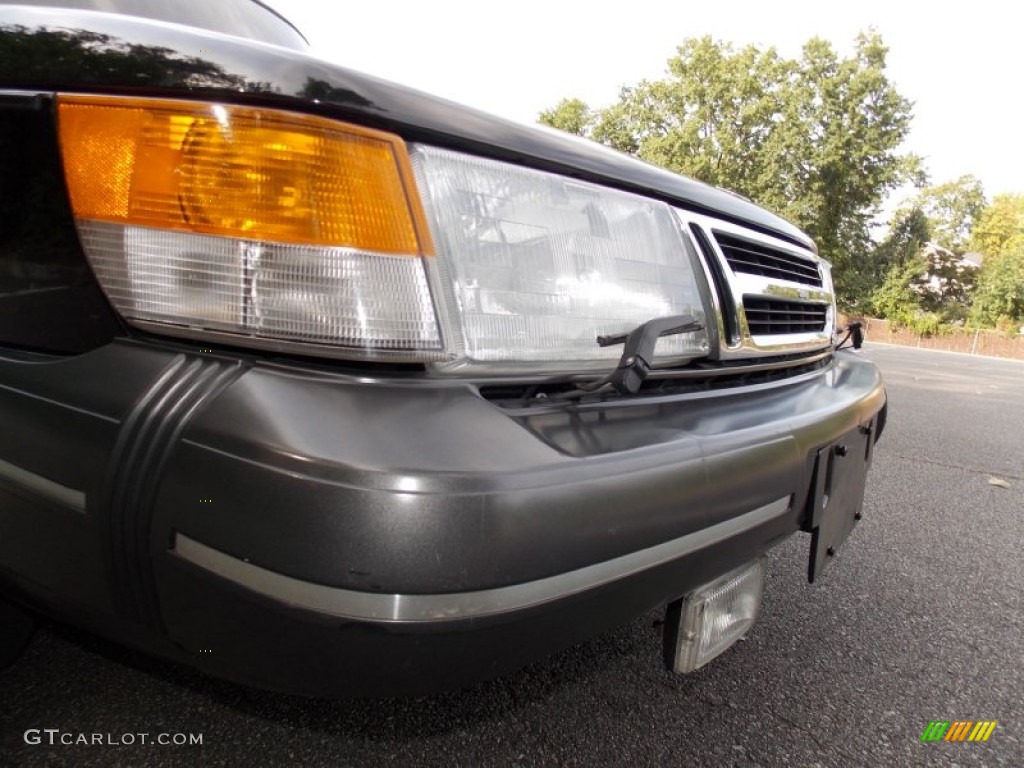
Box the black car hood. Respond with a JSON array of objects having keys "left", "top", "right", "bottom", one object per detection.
[{"left": 0, "top": 5, "right": 814, "bottom": 249}]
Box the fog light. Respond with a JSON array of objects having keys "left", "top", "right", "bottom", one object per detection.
[{"left": 664, "top": 557, "right": 765, "bottom": 673}]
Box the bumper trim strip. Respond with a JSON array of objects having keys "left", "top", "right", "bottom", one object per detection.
[
  {"left": 172, "top": 495, "right": 791, "bottom": 623},
  {"left": 0, "top": 457, "right": 85, "bottom": 512}
]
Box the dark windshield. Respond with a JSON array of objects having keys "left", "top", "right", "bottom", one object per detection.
[{"left": 1, "top": 0, "right": 308, "bottom": 49}]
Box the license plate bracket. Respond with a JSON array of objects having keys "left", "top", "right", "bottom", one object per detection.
[{"left": 807, "top": 419, "right": 876, "bottom": 582}]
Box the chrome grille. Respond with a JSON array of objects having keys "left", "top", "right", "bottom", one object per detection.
[
  {"left": 715, "top": 232, "right": 822, "bottom": 287},
  {"left": 679, "top": 212, "right": 833, "bottom": 358},
  {"left": 743, "top": 297, "right": 828, "bottom": 335}
]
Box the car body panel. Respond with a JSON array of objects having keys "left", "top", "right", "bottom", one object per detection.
[{"left": 0, "top": 91, "right": 123, "bottom": 353}]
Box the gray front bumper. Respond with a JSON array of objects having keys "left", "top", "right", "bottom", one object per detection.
[
  {"left": 0, "top": 343, "right": 884, "bottom": 694},
  {"left": 154, "top": 350, "right": 883, "bottom": 600}
]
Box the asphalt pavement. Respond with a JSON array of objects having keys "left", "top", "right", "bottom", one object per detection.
[{"left": 2, "top": 343, "right": 1022, "bottom": 767}]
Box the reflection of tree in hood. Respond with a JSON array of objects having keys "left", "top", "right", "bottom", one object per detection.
[
  {"left": 0, "top": 26, "right": 379, "bottom": 108},
  {"left": 0, "top": 24, "right": 253, "bottom": 89},
  {"left": 297, "top": 77, "right": 372, "bottom": 109}
]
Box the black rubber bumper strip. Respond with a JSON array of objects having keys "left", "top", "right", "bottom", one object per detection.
[{"left": 172, "top": 495, "right": 791, "bottom": 623}]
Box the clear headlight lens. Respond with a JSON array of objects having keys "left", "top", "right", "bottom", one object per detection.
[{"left": 411, "top": 146, "right": 708, "bottom": 372}]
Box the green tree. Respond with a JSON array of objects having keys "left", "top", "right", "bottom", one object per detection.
[
  {"left": 857, "top": 206, "right": 931, "bottom": 303},
  {"left": 917, "top": 244, "right": 977, "bottom": 320},
  {"left": 870, "top": 251, "right": 959, "bottom": 335},
  {"left": 870, "top": 233, "right": 977, "bottom": 326},
  {"left": 871, "top": 255, "right": 929, "bottom": 323},
  {"left": 969, "top": 194, "right": 1024, "bottom": 258},
  {"left": 911, "top": 175, "right": 986, "bottom": 254},
  {"left": 876, "top": 206, "right": 932, "bottom": 269},
  {"left": 538, "top": 98, "right": 593, "bottom": 137},
  {"left": 540, "top": 33, "right": 921, "bottom": 305},
  {"left": 590, "top": 39, "right": 792, "bottom": 196},
  {"left": 970, "top": 242, "right": 1024, "bottom": 327}
]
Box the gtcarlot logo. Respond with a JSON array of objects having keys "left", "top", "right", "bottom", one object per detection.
[
  {"left": 24, "top": 729, "right": 203, "bottom": 746},
  {"left": 921, "top": 721, "right": 997, "bottom": 743}
]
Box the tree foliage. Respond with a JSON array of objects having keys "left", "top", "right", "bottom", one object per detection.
[
  {"left": 539, "top": 33, "right": 921, "bottom": 303},
  {"left": 870, "top": 241, "right": 976, "bottom": 329},
  {"left": 875, "top": 207, "right": 932, "bottom": 269},
  {"left": 538, "top": 98, "right": 593, "bottom": 137},
  {"left": 858, "top": 206, "right": 931, "bottom": 304},
  {"left": 970, "top": 242, "right": 1024, "bottom": 327},
  {"left": 910, "top": 175, "right": 986, "bottom": 255},
  {"left": 872, "top": 191, "right": 1024, "bottom": 330},
  {"left": 969, "top": 193, "right": 1024, "bottom": 258},
  {"left": 870, "top": 255, "right": 944, "bottom": 334},
  {"left": 917, "top": 245, "right": 977, "bottom": 319},
  {"left": 872, "top": 256, "right": 925, "bottom": 321}
]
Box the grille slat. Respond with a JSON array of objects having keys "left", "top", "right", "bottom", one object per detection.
[
  {"left": 715, "top": 232, "right": 822, "bottom": 287},
  {"left": 743, "top": 297, "right": 827, "bottom": 335}
]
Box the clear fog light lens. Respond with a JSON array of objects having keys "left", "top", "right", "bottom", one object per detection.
[{"left": 665, "top": 557, "right": 765, "bottom": 674}]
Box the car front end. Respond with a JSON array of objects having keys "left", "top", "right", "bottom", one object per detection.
[{"left": 0, "top": 1, "right": 885, "bottom": 696}]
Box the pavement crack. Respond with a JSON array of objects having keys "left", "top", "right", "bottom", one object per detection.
[
  {"left": 771, "top": 710, "right": 838, "bottom": 757},
  {"left": 891, "top": 453, "right": 1022, "bottom": 481}
]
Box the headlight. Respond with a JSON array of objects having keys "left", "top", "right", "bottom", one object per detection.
[
  {"left": 59, "top": 96, "right": 709, "bottom": 371},
  {"left": 412, "top": 146, "right": 708, "bottom": 373}
]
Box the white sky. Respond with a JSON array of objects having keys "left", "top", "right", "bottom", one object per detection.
[{"left": 274, "top": 0, "right": 1022, "bottom": 207}]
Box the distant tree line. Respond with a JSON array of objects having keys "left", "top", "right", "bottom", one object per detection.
[
  {"left": 870, "top": 181, "right": 1024, "bottom": 333},
  {"left": 539, "top": 33, "right": 1024, "bottom": 333}
]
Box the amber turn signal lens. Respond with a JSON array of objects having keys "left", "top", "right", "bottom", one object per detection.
[{"left": 57, "top": 95, "right": 432, "bottom": 255}]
